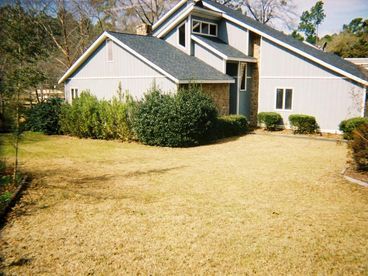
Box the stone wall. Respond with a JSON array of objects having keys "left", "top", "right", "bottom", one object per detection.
[
  {"left": 249, "top": 32, "right": 261, "bottom": 127},
  {"left": 179, "top": 83, "right": 230, "bottom": 115},
  {"left": 201, "top": 83, "right": 230, "bottom": 115}
]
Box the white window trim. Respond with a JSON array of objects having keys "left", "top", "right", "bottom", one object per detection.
[
  {"left": 106, "top": 39, "right": 113, "bottom": 62},
  {"left": 177, "top": 21, "right": 186, "bottom": 49},
  {"left": 275, "top": 87, "right": 293, "bottom": 111},
  {"left": 192, "top": 19, "right": 218, "bottom": 37}
]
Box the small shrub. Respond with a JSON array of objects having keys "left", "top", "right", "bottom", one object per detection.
[
  {"left": 25, "top": 98, "right": 63, "bottom": 135},
  {"left": 351, "top": 123, "right": 368, "bottom": 171},
  {"left": 133, "top": 85, "right": 218, "bottom": 147},
  {"left": 257, "top": 112, "right": 282, "bottom": 130},
  {"left": 60, "top": 91, "right": 135, "bottom": 141},
  {"left": 210, "top": 115, "right": 248, "bottom": 140},
  {"left": 289, "top": 114, "right": 319, "bottom": 134},
  {"left": 339, "top": 117, "right": 368, "bottom": 140}
]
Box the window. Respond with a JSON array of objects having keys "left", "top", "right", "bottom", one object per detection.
[
  {"left": 107, "top": 39, "right": 113, "bottom": 61},
  {"left": 192, "top": 20, "right": 217, "bottom": 37},
  {"left": 240, "top": 63, "right": 247, "bottom": 90},
  {"left": 178, "top": 23, "right": 186, "bottom": 47},
  {"left": 71, "top": 88, "right": 79, "bottom": 101},
  {"left": 275, "top": 88, "right": 293, "bottom": 110}
]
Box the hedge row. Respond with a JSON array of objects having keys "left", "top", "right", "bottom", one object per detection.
[
  {"left": 257, "top": 112, "right": 319, "bottom": 134},
  {"left": 339, "top": 117, "right": 368, "bottom": 140},
  {"left": 25, "top": 86, "right": 249, "bottom": 147}
]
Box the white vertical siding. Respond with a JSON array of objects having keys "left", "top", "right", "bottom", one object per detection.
[
  {"left": 259, "top": 38, "right": 365, "bottom": 132},
  {"left": 193, "top": 42, "right": 224, "bottom": 72},
  {"left": 65, "top": 40, "right": 177, "bottom": 102},
  {"left": 162, "top": 18, "right": 190, "bottom": 54},
  {"left": 219, "top": 19, "right": 248, "bottom": 54}
]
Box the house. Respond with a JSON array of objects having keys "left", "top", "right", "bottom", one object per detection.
[{"left": 58, "top": 0, "right": 368, "bottom": 133}]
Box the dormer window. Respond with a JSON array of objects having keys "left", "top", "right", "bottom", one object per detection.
[{"left": 192, "top": 20, "right": 217, "bottom": 37}]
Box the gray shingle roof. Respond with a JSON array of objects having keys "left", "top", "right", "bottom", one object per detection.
[
  {"left": 193, "top": 34, "right": 256, "bottom": 61},
  {"left": 108, "top": 31, "right": 234, "bottom": 82},
  {"left": 203, "top": 0, "right": 368, "bottom": 83}
]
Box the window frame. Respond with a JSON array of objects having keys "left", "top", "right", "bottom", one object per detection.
[
  {"left": 192, "top": 19, "right": 218, "bottom": 37},
  {"left": 274, "top": 87, "right": 293, "bottom": 111},
  {"left": 106, "top": 39, "right": 113, "bottom": 62},
  {"left": 70, "top": 87, "right": 79, "bottom": 102},
  {"left": 178, "top": 22, "right": 186, "bottom": 48}
]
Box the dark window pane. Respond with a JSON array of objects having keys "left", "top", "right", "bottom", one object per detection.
[
  {"left": 285, "top": 89, "right": 292, "bottom": 110},
  {"left": 210, "top": 24, "right": 217, "bottom": 36},
  {"left": 202, "top": 22, "right": 209, "bottom": 34},
  {"left": 192, "top": 21, "right": 200, "bottom": 33},
  {"left": 276, "top": 89, "right": 283, "bottom": 109},
  {"left": 179, "top": 24, "right": 186, "bottom": 47},
  {"left": 240, "top": 63, "right": 246, "bottom": 90}
]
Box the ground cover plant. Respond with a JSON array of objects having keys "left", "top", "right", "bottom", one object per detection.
[{"left": 0, "top": 132, "right": 367, "bottom": 274}]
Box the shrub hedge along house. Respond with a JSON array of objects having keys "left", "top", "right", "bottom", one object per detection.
[{"left": 58, "top": 0, "right": 368, "bottom": 133}]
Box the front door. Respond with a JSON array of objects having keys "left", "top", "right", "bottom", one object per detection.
[{"left": 226, "top": 62, "right": 238, "bottom": 114}]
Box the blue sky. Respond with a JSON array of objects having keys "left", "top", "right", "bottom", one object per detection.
[{"left": 295, "top": 0, "right": 368, "bottom": 35}]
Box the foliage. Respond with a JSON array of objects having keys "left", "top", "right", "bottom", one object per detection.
[
  {"left": 60, "top": 91, "right": 135, "bottom": 141},
  {"left": 339, "top": 117, "right": 368, "bottom": 140},
  {"left": 0, "top": 191, "right": 12, "bottom": 204},
  {"left": 25, "top": 98, "right": 64, "bottom": 135},
  {"left": 297, "top": 0, "right": 325, "bottom": 44},
  {"left": 133, "top": 85, "right": 218, "bottom": 147},
  {"left": 257, "top": 112, "right": 282, "bottom": 130},
  {"left": 351, "top": 123, "right": 368, "bottom": 171},
  {"left": 214, "top": 0, "right": 297, "bottom": 29},
  {"left": 320, "top": 17, "right": 368, "bottom": 58},
  {"left": 210, "top": 115, "right": 249, "bottom": 140},
  {"left": 288, "top": 114, "right": 319, "bottom": 134},
  {"left": 291, "top": 30, "right": 304, "bottom": 41}
]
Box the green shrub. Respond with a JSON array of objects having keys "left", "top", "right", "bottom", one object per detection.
[
  {"left": 257, "top": 112, "right": 282, "bottom": 130},
  {"left": 351, "top": 123, "right": 368, "bottom": 171},
  {"left": 133, "top": 85, "right": 218, "bottom": 147},
  {"left": 60, "top": 91, "right": 135, "bottom": 141},
  {"left": 25, "top": 98, "right": 63, "bottom": 135},
  {"left": 289, "top": 114, "right": 319, "bottom": 134},
  {"left": 339, "top": 117, "right": 368, "bottom": 140},
  {"left": 210, "top": 115, "right": 248, "bottom": 140}
]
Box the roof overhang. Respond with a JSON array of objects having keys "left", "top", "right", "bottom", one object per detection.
[
  {"left": 191, "top": 35, "right": 257, "bottom": 62},
  {"left": 58, "top": 31, "right": 234, "bottom": 85},
  {"left": 202, "top": 1, "right": 368, "bottom": 86},
  {"left": 58, "top": 32, "right": 180, "bottom": 84}
]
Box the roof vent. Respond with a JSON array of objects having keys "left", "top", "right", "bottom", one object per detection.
[{"left": 136, "top": 23, "right": 152, "bottom": 36}]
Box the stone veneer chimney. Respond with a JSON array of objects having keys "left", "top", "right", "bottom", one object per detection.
[{"left": 136, "top": 23, "right": 152, "bottom": 36}]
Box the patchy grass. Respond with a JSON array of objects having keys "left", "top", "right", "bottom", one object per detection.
[{"left": 0, "top": 132, "right": 367, "bottom": 275}]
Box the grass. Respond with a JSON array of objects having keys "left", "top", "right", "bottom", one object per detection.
[{"left": 0, "top": 132, "right": 367, "bottom": 274}]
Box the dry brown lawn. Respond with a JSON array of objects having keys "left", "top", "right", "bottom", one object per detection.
[{"left": 0, "top": 132, "right": 367, "bottom": 275}]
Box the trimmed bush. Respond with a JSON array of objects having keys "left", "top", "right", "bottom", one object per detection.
[
  {"left": 351, "top": 123, "right": 368, "bottom": 171},
  {"left": 289, "top": 114, "right": 319, "bottom": 134},
  {"left": 25, "top": 98, "right": 63, "bottom": 135},
  {"left": 60, "top": 91, "right": 135, "bottom": 141},
  {"left": 210, "top": 115, "right": 248, "bottom": 140},
  {"left": 257, "top": 112, "right": 282, "bottom": 130},
  {"left": 133, "top": 85, "right": 218, "bottom": 147},
  {"left": 339, "top": 117, "right": 368, "bottom": 140}
]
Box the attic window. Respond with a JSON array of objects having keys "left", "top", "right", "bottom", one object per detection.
[
  {"left": 107, "top": 39, "right": 113, "bottom": 61},
  {"left": 192, "top": 20, "right": 217, "bottom": 37},
  {"left": 178, "top": 23, "right": 186, "bottom": 47}
]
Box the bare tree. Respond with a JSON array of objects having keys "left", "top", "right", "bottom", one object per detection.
[{"left": 215, "top": 0, "right": 297, "bottom": 30}]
